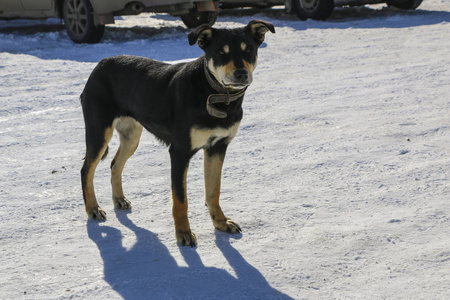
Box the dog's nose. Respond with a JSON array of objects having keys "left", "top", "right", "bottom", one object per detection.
[{"left": 234, "top": 69, "right": 249, "bottom": 82}]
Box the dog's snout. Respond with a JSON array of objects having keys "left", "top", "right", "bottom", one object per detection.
[{"left": 234, "top": 69, "right": 249, "bottom": 82}]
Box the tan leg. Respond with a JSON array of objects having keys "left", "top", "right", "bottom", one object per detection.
[
  {"left": 82, "top": 126, "right": 114, "bottom": 220},
  {"left": 172, "top": 165, "right": 197, "bottom": 247},
  {"left": 111, "top": 117, "right": 143, "bottom": 209},
  {"left": 204, "top": 149, "right": 241, "bottom": 233},
  {"left": 169, "top": 145, "right": 197, "bottom": 247}
]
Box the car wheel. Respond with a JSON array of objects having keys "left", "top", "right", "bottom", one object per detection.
[
  {"left": 285, "top": 0, "right": 295, "bottom": 14},
  {"left": 63, "top": 0, "right": 105, "bottom": 43},
  {"left": 293, "top": 0, "right": 334, "bottom": 21},
  {"left": 180, "top": 11, "right": 218, "bottom": 28},
  {"left": 386, "top": 0, "right": 423, "bottom": 10}
]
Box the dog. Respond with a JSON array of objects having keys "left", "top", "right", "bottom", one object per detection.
[{"left": 80, "top": 20, "right": 275, "bottom": 247}]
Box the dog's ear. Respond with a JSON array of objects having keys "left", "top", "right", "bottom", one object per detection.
[
  {"left": 188, "top": 24, "right": 214, "bottom": 49},
  {"left": 247, "top": 20, "right": 275, "bottom": 44}
]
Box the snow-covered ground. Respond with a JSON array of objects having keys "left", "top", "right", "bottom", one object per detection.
[{"left": 1, "top": 1, "right": 449, "bottom": 299}]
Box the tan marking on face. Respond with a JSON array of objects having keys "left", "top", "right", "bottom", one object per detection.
[
  {"left": 224, "top": 61, "right": 235, "bottom": 76},
  {"left": 208, "top": 58, "right": 236, "bottom": 84},
  {"left": 240, "top": 42, "right": 247, "bottom": 51},
  {"left": 190, "top": 122, "right": 241, "bottom": 151},
  {"left": 208, "top": 58, "right": 220, "bottom": 82},
  {"left": 243, "top": 60, "right": 256, "bottom": 73},
  {"left": 223, "top": 44, "right": 230, "bottom": 54}
]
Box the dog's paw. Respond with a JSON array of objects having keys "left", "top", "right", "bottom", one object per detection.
[
  {"left": 87, "top": 206, "right": 107, "bottom": 221},
  {"left": 214, "top": 218, "right": 242, "bottom": 234},
  {"left": 176, "top": 230, "right": 197, "bottom": 247},
  {"left": 113, "top": 197, "right": 131, "bottom": 210}
]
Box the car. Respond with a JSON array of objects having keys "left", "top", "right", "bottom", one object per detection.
[
  {"left": 220, "top": 0, "right": 424, "bottom": 21},
  {"left": 0, "top": 0, "right": 219, "bottom": 43}
]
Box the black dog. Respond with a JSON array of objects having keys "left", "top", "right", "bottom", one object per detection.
[{"left": 80, "top": 20, "right": 275, "bottom": 247}]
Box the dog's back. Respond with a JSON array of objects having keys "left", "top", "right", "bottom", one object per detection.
[{"left": 81, "top": 55, "right": 191, "bottom": 144}]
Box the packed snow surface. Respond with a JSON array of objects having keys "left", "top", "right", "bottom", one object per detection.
[{"left": 1, "top": 1, "right": 449, "bottom": 299}]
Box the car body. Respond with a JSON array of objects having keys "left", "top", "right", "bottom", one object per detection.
[
  {"left": 0, "top": 0, "right": 218, "bottom": 43},
  {"left": 220, "top": 0, "right": 423, "bottom": 20}
]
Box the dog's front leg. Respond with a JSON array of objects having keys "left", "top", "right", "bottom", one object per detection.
[
  {"left": 170, "top": 146, "right": 197, "bottom": 247},
  {"left": 204, "top": 144, "right": 242, "bottom": 234}
]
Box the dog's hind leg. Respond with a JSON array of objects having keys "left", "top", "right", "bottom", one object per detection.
[
  {"left": 81, "top": 125, "right": 114, "bottom": 220},
  {"left": 204, "top": 145, "right": 241, "bottom": 234},
  {"left": 110, "top": 117, "right": 143, "bottom": 210}
]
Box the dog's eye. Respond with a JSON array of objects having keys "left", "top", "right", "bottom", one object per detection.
[{"left": 244, "top": 47, "right": 253, "bottom": 53}]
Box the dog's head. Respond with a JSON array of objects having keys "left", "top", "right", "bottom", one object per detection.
[{"left": 188, "top": 20, "right": 275, "bottom": 91}]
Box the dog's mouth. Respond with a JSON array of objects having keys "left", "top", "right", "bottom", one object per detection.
[
  {"left": 222, "top": 76, "right": 252, "bottom": 91},
  {"left": 222, "top": 82, "right": 249, "bottom": 91}
]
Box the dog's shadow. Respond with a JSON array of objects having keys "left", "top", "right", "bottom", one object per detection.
[{"left": 87, "top": 211, "right": 292, "bottom": 299}]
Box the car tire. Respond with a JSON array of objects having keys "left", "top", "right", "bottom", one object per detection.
[
  {"left": 386, "top": 0, "right": 423, "bottom": 10},
  {"left": 285, "top": 0, "right": 295, "bottom": 14},
  {"left": 180, "top": 11, "right": 218, "bottom": 28},
  {"left": 293, "top": 0, "right": 334, "bottom": 21},
  {"left": 63, "top": 0, "right": 105, "bottom": 44}
]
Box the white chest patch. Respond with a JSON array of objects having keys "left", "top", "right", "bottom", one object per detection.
[{"left": 190, "top": 122, "right": 240, "bottom": 151}]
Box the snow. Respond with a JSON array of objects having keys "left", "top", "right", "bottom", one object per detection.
[{"left": 1, "top": 1, "right": 450, "bottom": 298}]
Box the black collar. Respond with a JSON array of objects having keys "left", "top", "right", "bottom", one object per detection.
[{"left": 204, "top": 60, "right": 247, "bottom": 118}]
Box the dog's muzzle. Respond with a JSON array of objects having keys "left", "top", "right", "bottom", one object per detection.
[
  {"left": 234, "top": 69, "right": 249, "bottom": 82},
  {"left": 223, "top": 69, "right": 252, "bottom": 89}
]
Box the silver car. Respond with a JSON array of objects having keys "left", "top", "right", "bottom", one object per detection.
[
  {"left": 221, "top": 0, "right": 423, "bottom": 20},
  {"left": 0, "top": 0, "right": 218, "bottom": 43}
]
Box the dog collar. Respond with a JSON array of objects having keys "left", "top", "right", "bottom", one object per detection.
[{"left": 204, "top": 61, "right": 247, "bottom": 119}]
